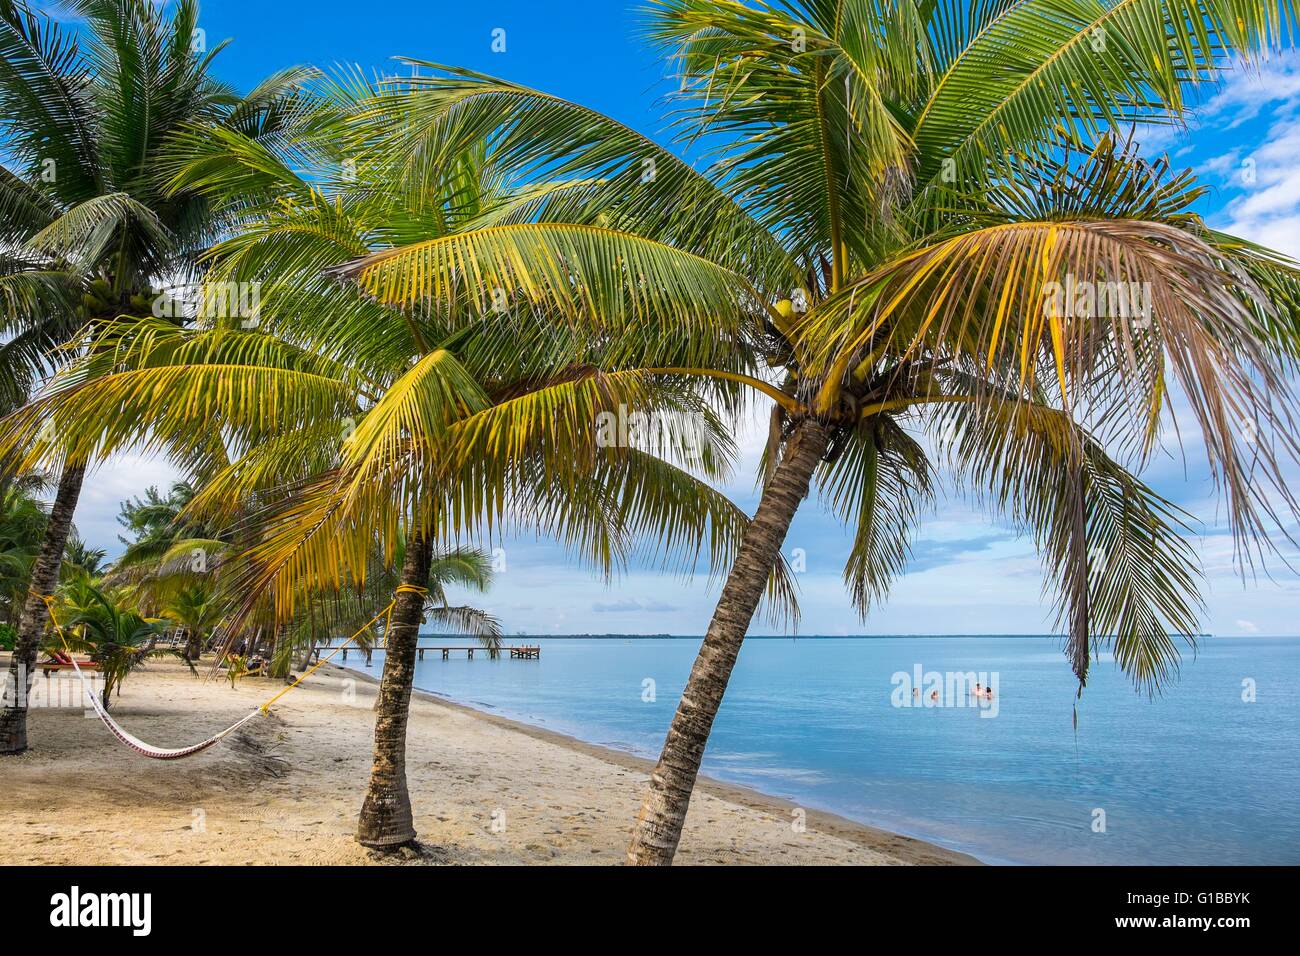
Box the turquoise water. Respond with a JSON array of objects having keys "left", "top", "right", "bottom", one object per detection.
[{"left": 375, "top": 635, "right": 1299, "bottom": 864}]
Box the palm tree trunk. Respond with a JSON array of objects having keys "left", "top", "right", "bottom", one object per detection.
[
  {"left": 626, "top": 419, "right": 831, "bottom": 865},
  {"left": 0, "top": 463, "right": 86, "bottom": 755},
  {"left": 269, "top": 622, "right": 290, "bottom": 680},
  {"left": 183, "top": 628, "right": 202, "bottom": 662},
  {"left": 357, "top": 528, "right": 432, "bottom": 848},
  {"left": 294, "top": 632, "right": 315, "bottom": 672}
]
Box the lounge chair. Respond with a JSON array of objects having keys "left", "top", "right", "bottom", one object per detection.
[{"left": 39, "top": 651, "right": 101, "bottom": 676}]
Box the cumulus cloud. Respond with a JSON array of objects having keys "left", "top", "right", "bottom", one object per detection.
[
  {"left": 905, "top": 534, "right": 1012, "bottom": 573},
  {"left": 1196, "top": 56, "right": 1300, "bottom": 127},
  {"left": 1191, "top": 54, "right": 1300, "bottom": 257}
]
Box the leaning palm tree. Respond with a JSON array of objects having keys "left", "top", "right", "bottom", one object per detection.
[
  {"left": 343, "top": 0, "right": 1300, "bottom": 863},
  {"left": 0, "top": 0, "right": 316, "bottom": 753},
  {"left": 0, "top": 70, "right": 795, "bottom": 848}
]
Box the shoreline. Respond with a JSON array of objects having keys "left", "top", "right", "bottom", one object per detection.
[
  {"left": 331, "top": 662, "right": 979, "bottom": 866},
  {"left": 2, "top": 654, "right": 976, "bottom": 865}
]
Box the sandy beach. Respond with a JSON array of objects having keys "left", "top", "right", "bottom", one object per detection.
[{"left": 0, "top": 655, "right": 975, "bottom": 865}]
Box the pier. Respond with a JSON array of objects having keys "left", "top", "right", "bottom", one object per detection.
[{"left": 311, "top": 643, "right": 540, "bottom": 664}]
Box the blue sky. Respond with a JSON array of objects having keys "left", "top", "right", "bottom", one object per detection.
[{"left": 50, "top": 1, "right": 1300, "bottom": 636}]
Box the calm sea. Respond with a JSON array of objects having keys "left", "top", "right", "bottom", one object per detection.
[{"left": 373, "top": 634, "right": 1299, "bottom": 864}]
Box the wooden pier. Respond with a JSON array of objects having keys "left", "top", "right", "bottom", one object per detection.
[{"left": 312, "top": 643, "right": 540, "bottom": 664}]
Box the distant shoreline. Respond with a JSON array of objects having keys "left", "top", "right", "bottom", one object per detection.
[{"left": 419, "top": 633, "right": 1221, "bottom": 640}]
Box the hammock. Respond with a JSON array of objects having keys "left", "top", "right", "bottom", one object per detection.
[
  {"left": 35, "top": 584, "right": 427, "bottom": 761},
  {"left": 75, "top": 657, "right": 262, "bottom": 758}
]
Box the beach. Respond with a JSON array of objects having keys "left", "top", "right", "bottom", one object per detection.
[{"left": 0, "top": 656, "right": 974, "bottom": 866}]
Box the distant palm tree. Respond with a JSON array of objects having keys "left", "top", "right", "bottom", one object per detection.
[
  {"left": 0, "top": 0, "right": 314, "bottom": 753},
  {"left": 62, "top": 533, "right": 107, "bottom": 578},
  {"left": 0, "top": 482, "right": 47, "bottom": 624},
  {"left": 108, "top": 482, "right": 231, "bottom": 615},
  {"left": 164, "top": 581, "right": 227, "bottom": 662},
  {"left": 115, "top": 484, "right": 200, "bottom": 559},
  {"left": 57, "top": 578, "right": 190, "bottom": 709}
]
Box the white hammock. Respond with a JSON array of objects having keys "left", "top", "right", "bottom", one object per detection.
[
  {"left": 70, "top": 656, "right": 263, "bottom": 760},
  {"left": 37, "top": 583, "right": 425, "bottom": 761}
]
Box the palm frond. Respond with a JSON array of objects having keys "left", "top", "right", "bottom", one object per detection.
[
  {"left": 935, "top": 390, "right": 1202, "bottom": 694},
  {"left": 913, "top": 0, "right": 1291, "bottom": 186},
  {"left": 804, "top": 217, "right": 1300, "bottom": 568},
  {"left": 423, "top": 604, "right": 501, "bottom": 650},
  {"left": 819, "top": 415, "right": 934, "bottom": 616},
  {"left": 0, "top": 0, "right": 99, "bottom": 201},
  {"left": 326, "top": 222, "right": 762, "bottom": 349},
  {"left": 362, "top": 62, "right": 799, "bottom": 288}
]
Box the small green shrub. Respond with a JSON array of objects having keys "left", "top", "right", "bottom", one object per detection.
[{"left": 0, "top": 623, "right": 16, "bottom": 651}]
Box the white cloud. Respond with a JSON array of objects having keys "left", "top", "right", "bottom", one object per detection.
[
  {"left": 1195, "top": 55, "right": 1300, "bottom": 126},
  {"left": 73, "top": 454, "right": 183, "bottom": 556},
  {"left": 1190, "top": 54, "right": 1300, "bottom": 257}
]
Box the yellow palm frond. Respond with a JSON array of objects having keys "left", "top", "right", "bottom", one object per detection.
[{"left": 326, "top": 222, "right": 762, "bottom": 339}]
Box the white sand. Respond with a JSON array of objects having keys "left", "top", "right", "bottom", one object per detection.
[{"left": 0, "top": 656, "right": 975, "bottom": 865}]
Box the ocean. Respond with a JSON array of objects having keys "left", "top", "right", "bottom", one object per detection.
[{"left": 370, "top": 634, "right": 1300, "bottom": 864}]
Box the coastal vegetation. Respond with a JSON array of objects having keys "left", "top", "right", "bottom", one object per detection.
[
  {"left": 53, "top": 576, "right": 190, "bottom": 709},
  {"left": 266, "top": 0, "right": 1300, "bottom": 864},
  {"left": 1, "top": 1, "right": 785, "bottom": 848},
  {"left": 3, "top": 0, "right": 1299, "bottom": 868},
  {"left": 0, "top": 0, "right": 316, "bottom": 752}
]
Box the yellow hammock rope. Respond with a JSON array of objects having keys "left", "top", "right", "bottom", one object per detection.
[{"left": 31, "top": 584, "right": 429, "bottom": 760}]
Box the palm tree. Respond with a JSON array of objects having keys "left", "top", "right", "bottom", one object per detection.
[
  {"left": 420, "top": 549, "right": 502, "bottom": 653},
  {"left": 62, "top": 533, "right": 107, "bottom": 578},
  {"left": 341, "top": 1, "right": 1300, "bottom": 863},
  {"left": 108, "top": 482, "right": 232, "bottom": 616},
  {"left": 0, "top": 0, "right": 314, "bottom": 753},
  {"left": 0, "top": 71, "right": 794, "bottom": 848},
  {"left": 164, "top": 581, "right": 226, "bottom": 662},
  {"left": 2, "top": 474, "right": 102, "bottom": 616},
  {"left": 56, "top": 577, "right": 188, "bottom": 709},
  {"left": 0, "top": 478, "right": 48, "bottom": 624},
  {"left": 115, "top": 484, "right": 200, "bottom": 562},
  {"left": 328, "top": 543, "right": 503, "bottom": 823}
]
